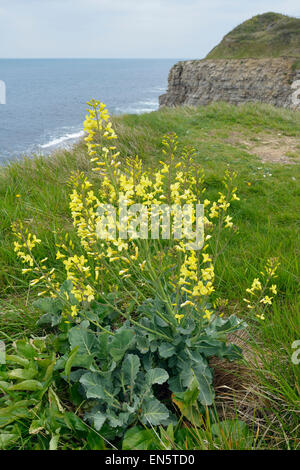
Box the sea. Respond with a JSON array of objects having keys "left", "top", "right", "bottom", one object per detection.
[{"left": 0, "top": 59, "right": 178, "bottom": 165}]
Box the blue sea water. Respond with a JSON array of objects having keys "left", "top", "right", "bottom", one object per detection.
[{"left": 0, "top": 59, "right": 178, "bottom": 164}]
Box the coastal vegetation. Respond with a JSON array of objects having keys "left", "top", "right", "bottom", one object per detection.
[
  {"left": 206, "top": 12, "right": 300, "bottom": 61},
  {"left": 0, "top": 101, "right": 299, "bottom": 450}
]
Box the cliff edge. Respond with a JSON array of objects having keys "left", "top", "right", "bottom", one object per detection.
[{"left": 159, "top": 13, "right": 300, "bottom": 110}]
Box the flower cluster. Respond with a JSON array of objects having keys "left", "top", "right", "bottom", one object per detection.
[
  {"left": 13, "top": 99, "right": 240, "bottom": 328},
  {"left": 244, "top": 258, "right": 280, "bottom": 320},
  {"left": 12, "top": 222, "right": 58, "bottom": 297}
]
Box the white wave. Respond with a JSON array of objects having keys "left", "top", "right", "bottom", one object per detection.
[
  {"left": 116, "top": 106, "right": 157, "bottom": 115},
  {"left": 149, "top": 86, "right": 166, "bottom": 93},
  {"left": 115, "top": 98, "right": 159, "bottom": 115},
  {"left": 138, "top": 99, "right": 158, "bottom": 107},
  {"left": 40, "top": 130, "right": 84, "bottom": 149},
  {"left": 135, "top": 108, "right": 157, "bottom": 114}
]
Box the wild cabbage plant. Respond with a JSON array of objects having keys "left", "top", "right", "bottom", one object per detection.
[{"left": 12, "top": 99, "right": 248, "bottom": 436}]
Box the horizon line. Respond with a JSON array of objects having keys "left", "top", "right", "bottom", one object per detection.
[{"left": 0, "top": 57, "right": 189, "bottom": 60}]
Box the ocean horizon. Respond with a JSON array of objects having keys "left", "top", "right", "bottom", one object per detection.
[{"left": 0, "top": 58, "right": 179, "bottom": 164}]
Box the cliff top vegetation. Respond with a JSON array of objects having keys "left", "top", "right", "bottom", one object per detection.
[{"left": 206, "top": 12, "right": 300, "bottom": 61}]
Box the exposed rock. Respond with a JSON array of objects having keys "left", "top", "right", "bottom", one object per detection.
[{"left": 159, "top": 58, "right": 300, "bottom": 110}]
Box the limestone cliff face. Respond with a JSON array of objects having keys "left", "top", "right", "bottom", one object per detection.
[{"left": 159, "top": 58, "right": 300, "bottom": 109}]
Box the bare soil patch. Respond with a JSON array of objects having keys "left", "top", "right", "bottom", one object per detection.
[{"left": 226, "top": 132, "right": 300, "bottom": 164}]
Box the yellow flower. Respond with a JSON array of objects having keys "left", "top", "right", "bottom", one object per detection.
[
  {"left": 37, "top": 291, "right": 47, "bottom": 297},
  {"left": 56, "top": 250, "right": 66, "bottom": 260},
  {"left": 175, "top": 314, "right": 184, "bottom": 324},
  {"left": 209, "top": 202, "right": 218, "bottom": 219},
  {"left": 181, "top": 287, "right": 193, "bottom": 295},
  {"left": 22, "top": 268, "right": 32, "bottom": 274},
  {"left": 270, "top": 284, "right": 277, "bottom": 295},
  {"left": 231, "top": 193, "right": 240, "bottom": 201},
  {"left": 139, "top": 261, "right": 146, "bottom": 271},
  {"left": 256, "top": 313, "right": 265, "bottom": 320},
  {"left": 246, "top": 277, "right": 262, "bottom": 295},
  {"left": 180, "top": 300, "right": 194, "bottom": 308},
  {"left": 252, "top": 278, "right": 262, "bottom": 290},
  {"left": 71, "top": 305, "right": 78, "bottom": 317},
  {"left": 119, "top": 269, "right": 129, "bottom": 276},
  {"left": 201, "top": 264, "right": 214, "bottom": 281},
  {"left": 202, "top": 253, "right": 212, "bottom": 263},
  {"left": 203, "top": 309, "right": 212, "bottom": 320},
  {"left": 260, "top": 296, "right": 273, "bottom": 305},
  {"left": 224, "top": 215, "right": 233, "bottom": 228},
  {"left": 84, "top": 285, "right": 95, "bottom": 302}
]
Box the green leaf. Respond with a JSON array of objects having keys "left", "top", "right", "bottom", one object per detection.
[
  {"left": 207, "top": 315, "right": 246, "bottom": 335},
  {"left": 92, "top": 411, "right": 107, "bottom": 431},
  {"left": 178, "top": 318, "right": 195, "bottom": 335},
  {"left": 87, "top": 430, "right": 106, "bottom": 450},
  {"left": 9, "top": 380, "right": 43, "bottom": 392},
  {"left": 146, "top": 368, "right": 169, "bottom": 385},
  {"left": 8, "top": 368, "right": 38, "bottom": 381},
  {"left": 192, "top": 361, "right": 214, "bottom": 406},
  {"left": 122, "top": 354, "right": 140, "bottom": 386},
  {"left": 49, "top": 432, "right": 60, "bottom": 450},
  {"left": 63, "top": 412, "right": 88, "bottom": 432},
  {"left": 172, "top": 382, "right": 203, "bottom": 427},
  {"left": 79, "top": 372, "right": 106, "bottom": 399},
  {"left": 34, "top": 298, "right": 62, "bottom": 326},
  {"left": 48, "top": 387, "right": 64, "bottom": 413},
  {"left": 37, "top": 312, "right": 61, "bottom": 328},
  {"left": 109, "top": 329, "right": 135, "bottom": 362},
  {"left": 33, "top": 297, "right": 61, "bottom": 315},
  {"left": 195, "top": 338, "right": 227, "bottom": 357},
  {"left": 168, "top": 375, "right": 185, "bottom": 393},
  {"left": 68, "top": 326, "right": 97, "bottom": 357},
  {"left": 14, "top": 340, "right": 36, "bottom": 359},
  {"left": 0, "top": 400, "right": 33, "bottom": 428},
  {"left": 158, "top": 342, "right": 176, "bottom": 358},
  {"left": 5, "top": 355, "right": 29, "bottom": 367},
  {"left": 60, "top": 279, "right": 73, "bottom": 295},
  {"left": 0, "top": 381, "right": 10, "bottom": 392},
  {"left": 122, "top": 426, "right": 159, "bottom": 450},
  {"left": 95, "top": 332, "right": 109, "bottom": 362},
  {"left": 64, "top": 346, "right": 79, "bottom": 378},
  {"left": 29, "top": 420, "right": 45, "bottom": 435},
  {"left": 68, "top": 326, "right": 97, "bottom": 368},
  {"left": 43, "top": 357, "right": 56, "bottom": 382},
  {"left": 136, "top": 335, "right": 149, "bottom": 354},
  {"left": 141, "top": 398, "right": 169, "bottom": 426},
  {"left": 179, "top": 367, "right": 194, "bottom": 388},
  {"left": 0, "top": 431, "right": 19, "bottom": 449},
  {"left": 160, "top": 424, "right": 174, "bottom": 448},
  {"left": 222, "top": 343, "right": 243, "bottom": 361}
]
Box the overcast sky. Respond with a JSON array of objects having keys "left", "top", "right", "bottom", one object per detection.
[{"left": 0, "top": 0, "right": 299, "bottom": 59}]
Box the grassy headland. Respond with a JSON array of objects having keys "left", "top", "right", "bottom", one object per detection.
[
  {"left": 206, "top": 12, "right": 300, "bottom": 61},
  {"left": 0, "top": 102, "right": 299, "bottom": 449}
]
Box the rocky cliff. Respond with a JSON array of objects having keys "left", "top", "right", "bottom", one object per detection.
[{"left": 159, "top": 58, "right": 300, "bottom": 110}]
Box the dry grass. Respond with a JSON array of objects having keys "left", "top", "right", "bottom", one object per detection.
[{"left": 211, "top": 331, "right": 269, "bottom": 432}]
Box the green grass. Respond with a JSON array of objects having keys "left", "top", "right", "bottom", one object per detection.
[
  {"left": 0, "top": 101, "right": 299, "bottom": 449},
  {"left": 206, "top": 12, "right": 300, "bottom": 59}
]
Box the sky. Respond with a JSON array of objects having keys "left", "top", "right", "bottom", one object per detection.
[{"left": 0, "top": 0, "right": 299, "bottom": 59}]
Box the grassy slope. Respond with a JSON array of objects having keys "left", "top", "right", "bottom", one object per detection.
[
  {"left": 0, "top": 102, "right": 299, "bottom": 448},
  {"left": 206, "top": 12, "right": 300, "bottom": 60}
]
